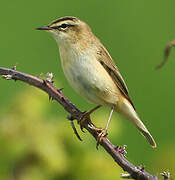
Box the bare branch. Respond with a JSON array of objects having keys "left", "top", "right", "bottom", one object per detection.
[
  {"left": 0, "top": 66, "right": 159, "bottom": 180},
  {"left": 155, "top": 39, "right": 175, "bottom": 69}
]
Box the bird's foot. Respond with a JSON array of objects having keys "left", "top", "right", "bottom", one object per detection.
[
  {"left": 78, "top": 105, "right": 102, "bottom": 132},
  {"left": 78, "top": 111, "right": 90, "bottom": 132},
  {"left": 96, "top": 129, "right": 108, "bottom": 149}
]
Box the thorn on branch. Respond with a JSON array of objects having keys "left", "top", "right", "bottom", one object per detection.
[
  {"left": 57, "top": 88, "right": 64, "bottom": 93},
  {"left": 46, "top": 72, "right": 54, "bottom": 83},
  {"left": 120, "top": 173, "right": 132, "bottom": 179},
  {"left": 36, "top": 72, "right": 43, "bottom": 79},
  {"left": 48, "top": 94, "right": 54, "bottom": 101},
  {"left": 2, "top": 74, "right": 13, "bottom": 80},
  {"left": 115, "top": 145, "right": 127, "bottom": 158},
  {"left": 67, "top": 114, "right": 77, "bottom": 121},
  {"left": 12, "top": 63, "right": 18, "bottom": 70},
  {"left": 137, "top": 165, "right": 145, "bottom": 172},
  {"left": 1, "top": 64, "right": 19, "bottom": 80},
  {"left": 67, "top": 114, "right": 82, "bottom": 141},
  {"left": 70, "top": 121, "right": 82, "bottom": 141}
]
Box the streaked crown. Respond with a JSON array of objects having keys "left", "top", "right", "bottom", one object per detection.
[{"left": 36, "top": 16, "right": 93, "bottom": 44}]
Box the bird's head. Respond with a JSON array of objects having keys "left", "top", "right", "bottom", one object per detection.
[{"left": 36, "top": 16, "right": 92, "bottom": 45}]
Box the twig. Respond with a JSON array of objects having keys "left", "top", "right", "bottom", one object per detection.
[
  {"left": 0, "top": 66, "right": 159, "bottom": 180},
  {"left": 155, "top": 39, "right": 175, "bottom": 69}
]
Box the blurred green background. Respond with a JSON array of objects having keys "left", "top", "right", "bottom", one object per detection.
[{"left": 0, "top": 0, "right": 175, "bottom": 179}]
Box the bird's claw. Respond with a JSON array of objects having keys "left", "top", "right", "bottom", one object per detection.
[
  {"left": 96, "top": 129, "right": 108, "bottom": 149},
  {"left": 78, "top": 111, "right": 90, "bottom": 132}
]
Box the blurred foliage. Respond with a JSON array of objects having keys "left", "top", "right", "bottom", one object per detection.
[
  {"left": 0, "top": 87, "right": 122, "bottom": 179},
  {"left": 0, "top": 0, "right": 175, "bottom": 179}
]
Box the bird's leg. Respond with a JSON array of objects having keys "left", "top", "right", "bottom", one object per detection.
[
  {"left": 78, "top": 105, "right": 102, "bottom": 131},
  {"left": 97, "top": 106, "right": 114, "bottom": 148}
]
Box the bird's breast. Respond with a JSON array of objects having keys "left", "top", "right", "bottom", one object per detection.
[{"left": 59, "top": 48, "right": 120, "bottom": 106}]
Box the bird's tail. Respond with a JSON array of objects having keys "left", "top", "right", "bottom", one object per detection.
[{"left": 116, "top": 98, "right": 156, "bottom": 148}]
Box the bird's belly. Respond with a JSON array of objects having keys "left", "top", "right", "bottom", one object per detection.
[{"left": 61, "top": 55, "right": 119, "bottom": 106}]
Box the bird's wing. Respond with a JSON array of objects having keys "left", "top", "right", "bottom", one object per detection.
[{"left": 97, "top": 45, "right": 135, "bottom": 109}]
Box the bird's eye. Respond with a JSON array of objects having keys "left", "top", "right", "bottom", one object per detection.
[{"left": 60, "top": 23, "right": 68, "bottom": 29}]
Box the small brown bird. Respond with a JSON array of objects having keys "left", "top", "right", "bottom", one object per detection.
[{"left": 36, "top": 16, "right": 156, "bottom": 148}]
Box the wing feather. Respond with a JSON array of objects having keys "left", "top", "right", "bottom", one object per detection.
[{"left": 97, "top": 45, "right": 135, "bottom": 109}]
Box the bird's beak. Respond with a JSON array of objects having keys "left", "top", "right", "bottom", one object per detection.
[{"left": 36, "top": 26, "right": 52, "bottom": 31}]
